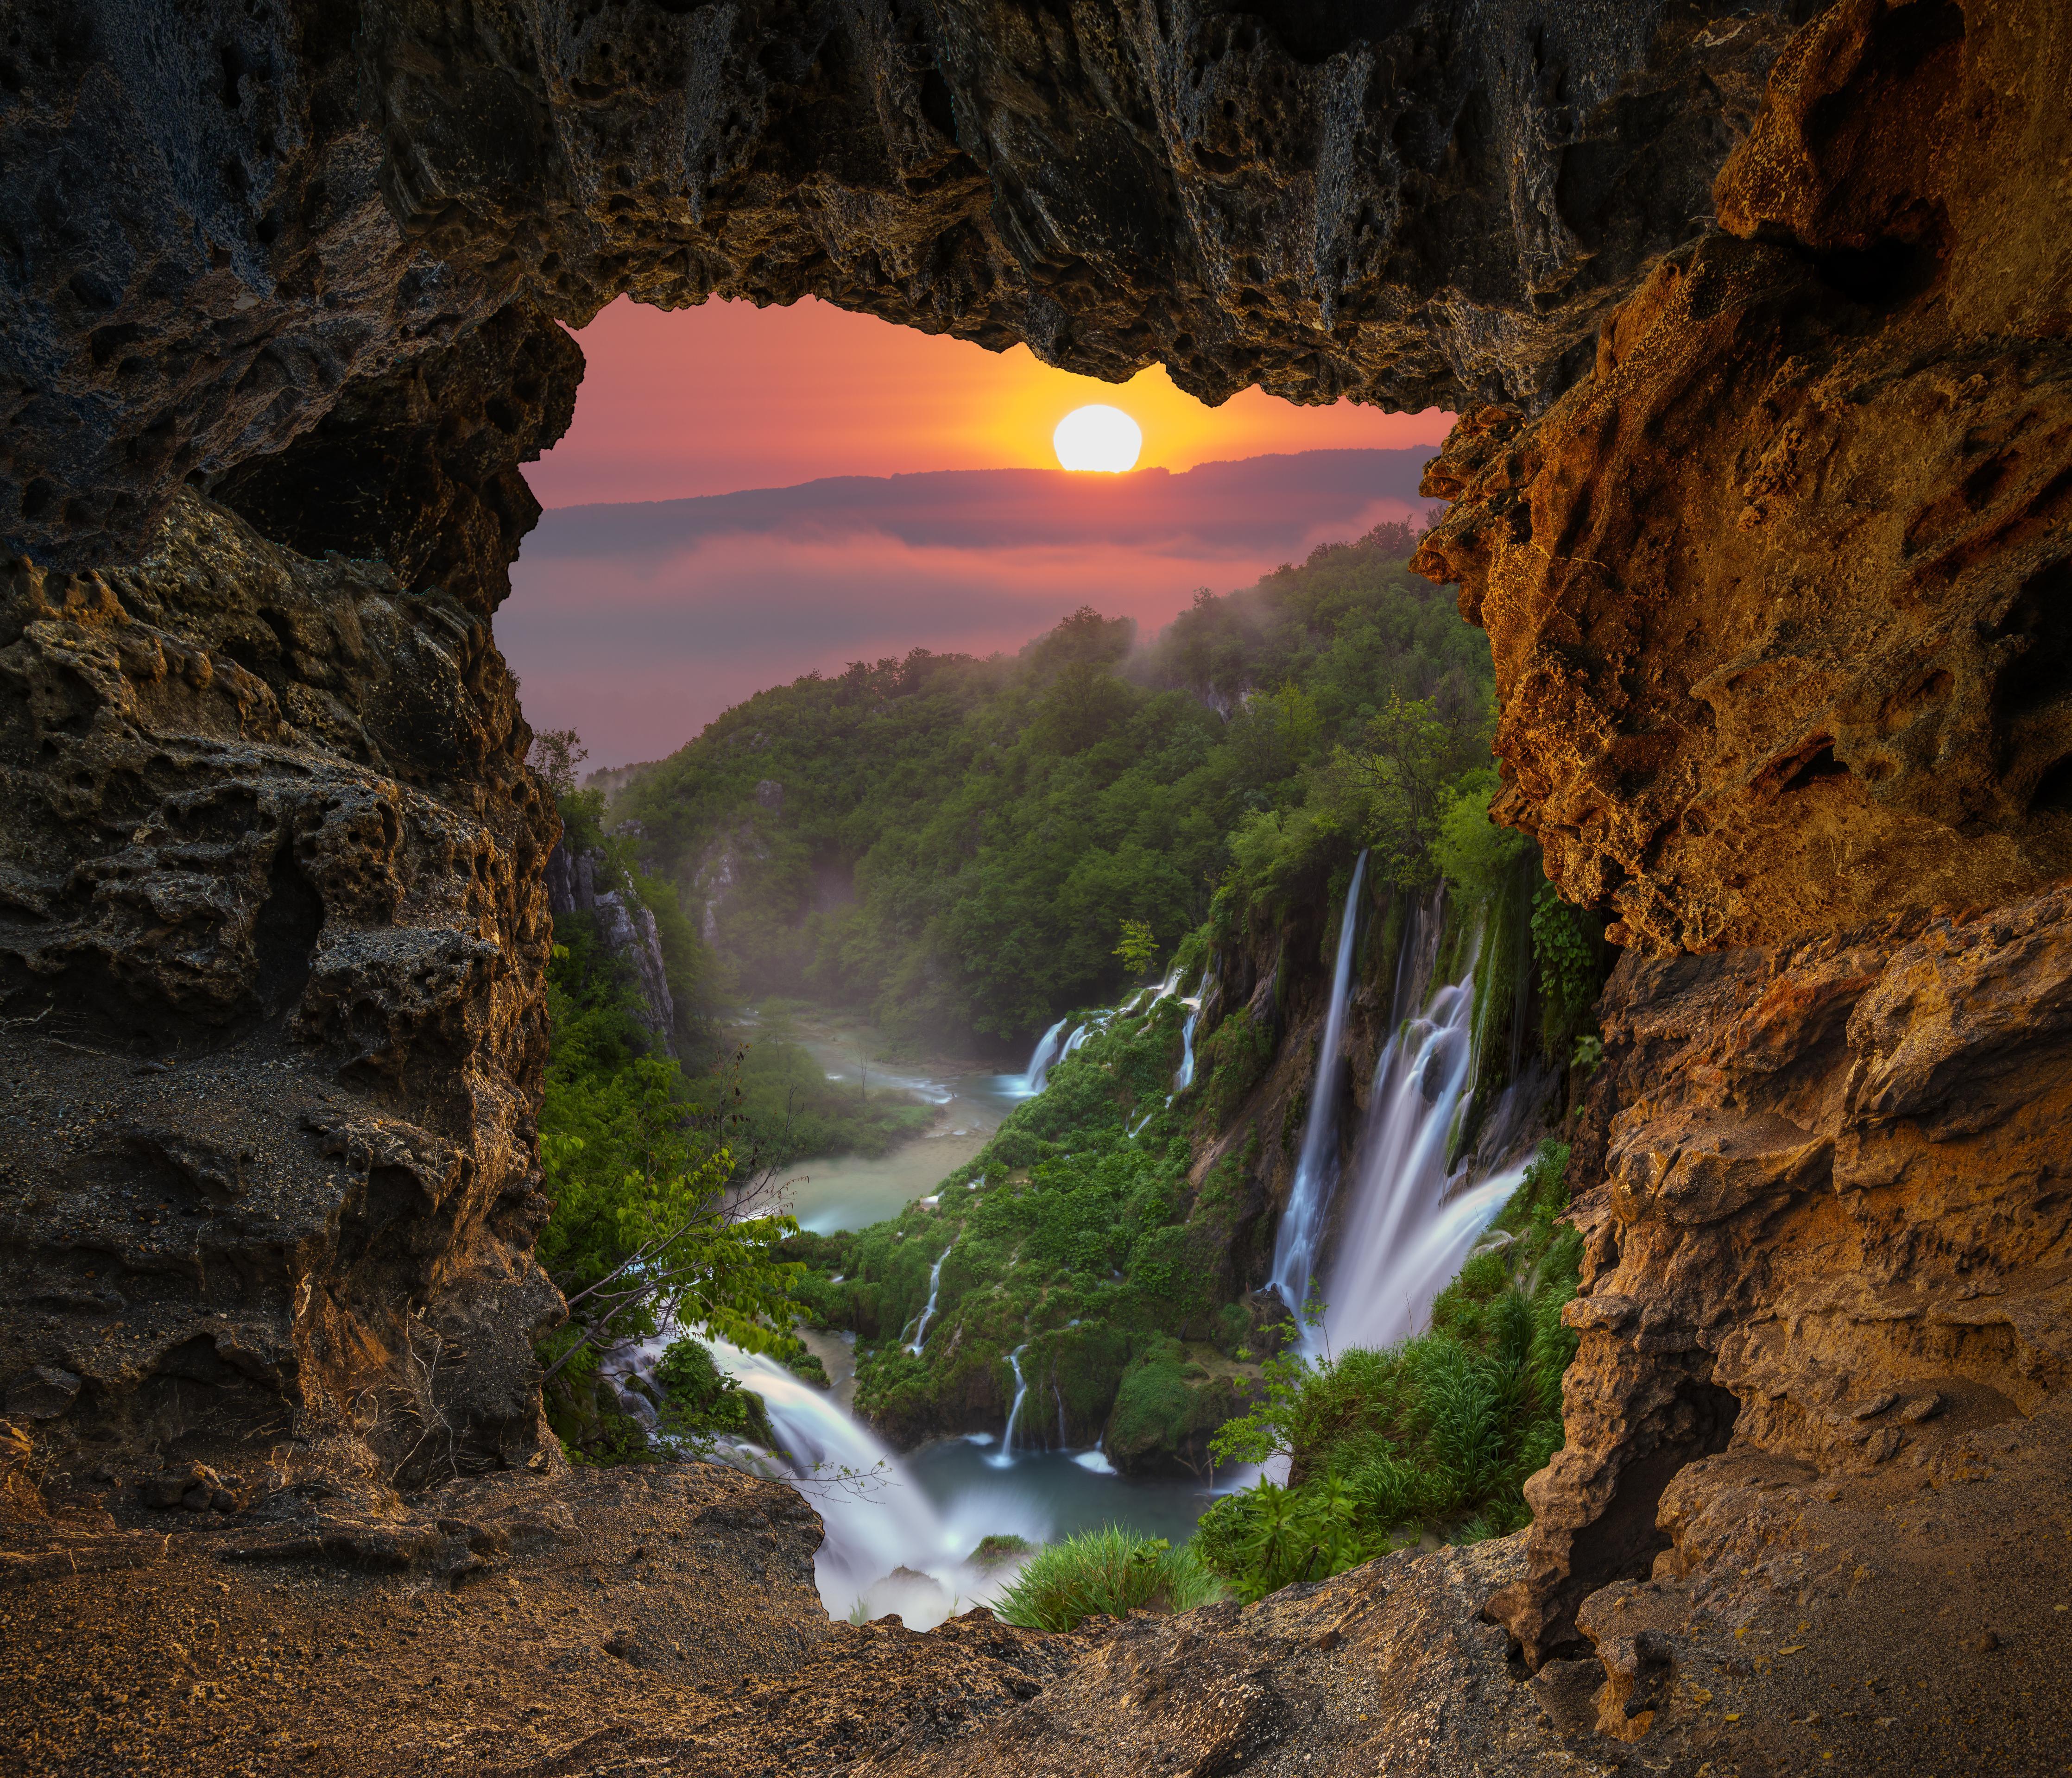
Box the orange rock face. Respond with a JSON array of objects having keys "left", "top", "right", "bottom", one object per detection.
[
  {"left": 1492, "top": 888, "right": 2072, "bottom": 1662},
  {"left": 1419, "top": 0, "right": 2072, "bottom": 1684},
  {"left": 1415, "top": 0, "right": 2072, "bottom": 957}
]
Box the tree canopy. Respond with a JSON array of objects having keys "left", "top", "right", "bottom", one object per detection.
[{"left": 619, "top": 520, "right": 1497, "bottom": 1047}]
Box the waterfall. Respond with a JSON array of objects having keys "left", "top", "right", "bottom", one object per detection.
[
  {"left": 1173, "top": 1007, "right": 1199, "bottom": 1091},
  {"left": 906, "top": 1245, "right": 952, "bottom": 1354},
  {"left": 1266, "top": 851, "right": 1369, "bottom": 1321},
  {"left": 1014, "top": 1019, "right": 1070, "bottom": 1097},
  {"left": 986, "top": 1344, "right": 1030, "bottom": 1469},
  {"left": 1321, "top": 916, "right": 1516, "bottom": 1354},
  {"left": 631, "top": 1339, "right": 957, "bottom": 1621}
]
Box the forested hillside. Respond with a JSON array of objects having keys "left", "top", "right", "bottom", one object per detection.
[{"left": 617, "top": 519, "right": 1498, "bottom": 1047}]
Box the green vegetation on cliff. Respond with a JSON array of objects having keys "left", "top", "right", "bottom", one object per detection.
[
  {"left": 787, "top": 984, "right": 1267, "bottom": 1468},
  {"left": 532, "top": 784, "right": 815, "bottom": 1462},
  {"left": 615, "top": 520, "right": 1497, "bottom": 1047},
  {"left": 1191, "top": 1142, "right": 1581, "bottom": 1601}
]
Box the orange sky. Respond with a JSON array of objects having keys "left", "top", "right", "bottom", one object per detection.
[{"left": 524, "top": 295, "right": 1450, "bottom": 505}]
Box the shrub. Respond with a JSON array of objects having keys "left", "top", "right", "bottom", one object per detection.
[
  {"left": 993, "top": 1526, "right": 1225, "bottom": 1631},
  {"left": 654, "top": 1338, "right": 775, "bottom": 1448}
]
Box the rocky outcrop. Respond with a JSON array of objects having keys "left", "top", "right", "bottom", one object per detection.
[
  {"left": 1490, "top": 888, "right": 2072, "bottom": 1663},
  {"left": 2, "top": 0, "right": 1808, "bottom": 573},
  {"left": 0, "top": 485, "right": 565, "bottom": 1487},
  {"left": 1414, "top": 0, "right": 2072, "bottom": 956},
  {"left": 543, "top": 843, "right": 676, "bottom": 1047},
  {"left": 8, "top": 1446, "right": 2064, "bottom": 1773},
  {"left": 1409, "top": 0, "right": 2072, "bottom": 1692}
]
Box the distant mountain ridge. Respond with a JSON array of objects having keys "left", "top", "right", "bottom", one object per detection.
[{"left": 530, "top": 448, "right": 1437, "bottom": 559}]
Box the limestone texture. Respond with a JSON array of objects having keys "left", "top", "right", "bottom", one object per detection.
[
  {"left": 1492, "top": 888, "right": 2072, "bottom": 1664},
  {"left": 2, "top": 0, "right": 1807, "bottom": 571},
  {"left": 1414, "top": 0, "right": 2072, "bottom": 955},
  {"left": 1409, "top": 0, "right": 2072, "bottom": 1685},
  {"left": 2, "top": 1446, "right": 2063, "bottom": 1773},
  {"left": 0, "top": 486, "right": 565, "bottom": 1486}
]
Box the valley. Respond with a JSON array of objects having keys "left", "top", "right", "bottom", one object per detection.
[{"left": 2, "top": 0, "right": 2068, "bottom": 1770}]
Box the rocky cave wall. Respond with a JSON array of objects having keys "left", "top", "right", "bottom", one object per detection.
[
  {"left": 0, "top": 0, "right": 2066, "bottom": 1730},
  {"left": 1413, "top": 0, "right": 2072, "bottom": 1660},
  {"left": 0, "top": 0, "right": 1824, "bottom": 1485}
]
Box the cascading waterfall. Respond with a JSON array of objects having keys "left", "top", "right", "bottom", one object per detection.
[
  {"left": 1314, "top": 907, "right": 1518, "bottom": 1355},
  {"left": 1016, "top": 1019, "right": 1070, "bottom": 1096},
  {"left": 986, "top": 1344, "right": 1030, "bottom": 1469},
  {"left": 1173, "top": 996, "right": 1200, "bottom": 1091},
  {"left": 1260, "top": 880, "right": 1535, "bottom": 1363},
  {"left": 618, "top": 966, "right": 1262, "bottom": 1631},
  {"left": 1266, "top": 851, "right": 1368, "bottom": 1322},
  {"left": 628, "top": 1336, "right": 1112, "bottom": 1631},
  {"left": 906, "top": 1246, "right": 952, "bottom": 1354},
  {"left": 630, "top": 1337, "right": 954, "bottom": 1620}
]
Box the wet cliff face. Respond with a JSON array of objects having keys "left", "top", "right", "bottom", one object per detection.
[{"left": 1412, "top": 0, "right": 2072, "bottom": 1666}]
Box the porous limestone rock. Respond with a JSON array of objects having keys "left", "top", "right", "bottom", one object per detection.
[
  {"left": 1408, "top": 0, "right": 2072, "bottom": 1679},
  {"left": 1414, "top": 0, "right": 2072, "bottom": 956},
  {"left": 1, "top": 0, "right": 1807, "bottom": 570},
  {"left": 0, "top": 488, "right": 564, "bottom": 1484},
  {"left": 1, "top": 0, "right": 2070, "bottom": 1768},
  {"left": 1491, "top": 888, "right": 2072, "bottom": 1664}
]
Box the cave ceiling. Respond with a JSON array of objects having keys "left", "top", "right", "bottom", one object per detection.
[{"left": 0, "top": 0, "right": 1811, "bottom": 571}]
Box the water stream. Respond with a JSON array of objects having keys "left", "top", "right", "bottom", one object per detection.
[
  {"left": 773, "top": 1012, "right": 1022, "bottom": 1233},
  {"left": 906, "top": 1246, "right": 952, "bottom": 1354},
  {"left": 987, "top": 1345, "right": 1030, "bottom": 1469},
  {"left": 1266, "top": 887, "right": 1531, "bottom": 1362},
  {"left": 637, "top": 989, "right": 1225, "bottom": 1628},
  {"left": 1267, "top": 851, "right": 1368, "bottom": 1323}
]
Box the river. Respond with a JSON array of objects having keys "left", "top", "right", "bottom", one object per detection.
[{"left": 766, "top": 1006, "right": 1022, "bottom": 1234}]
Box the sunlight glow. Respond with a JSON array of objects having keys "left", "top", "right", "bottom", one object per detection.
[{"left": 1053, "top": 404, "right": 1143, "bottom": 473}]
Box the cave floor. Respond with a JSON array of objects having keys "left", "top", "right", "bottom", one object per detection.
[{"left": 1, "top": 1433, "right": 2067, "bottom": 1778}]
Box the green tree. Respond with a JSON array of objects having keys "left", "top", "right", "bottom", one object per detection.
[{"left": 1112, "top": 918, "right": 1158, "bottom": 976}]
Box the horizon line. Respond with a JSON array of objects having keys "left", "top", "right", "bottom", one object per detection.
[{"left": 536, "top": 443, "right": 1449, "bottom": 515}]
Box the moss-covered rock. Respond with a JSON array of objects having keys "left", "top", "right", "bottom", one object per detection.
[
  {"left": 1104, "top": 1339, "right": 1262, "bottom": 1477},
  {"left": 654, "top": 1338, "right": 777, "bottom": 1448}
]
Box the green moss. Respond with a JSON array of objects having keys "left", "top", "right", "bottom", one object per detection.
[
  {"left": 1196, "top": 1006, "right": 1275, "bottom": 1127},
  {"left": 1106, "top": 1339, "right": 1261, "bottom": 1476}
]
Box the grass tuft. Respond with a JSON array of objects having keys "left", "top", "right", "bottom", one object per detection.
[{"left": 992, "top": 1525, "right": 1225, "bottom": 1632}]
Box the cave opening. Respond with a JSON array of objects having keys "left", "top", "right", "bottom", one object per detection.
[{"left": 252, "top": 841, "right": 323, "bottom": 1021}]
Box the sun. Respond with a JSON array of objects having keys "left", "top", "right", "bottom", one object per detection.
[{"left": 1053, "top": 404, "right": 1143, "bottom": 472}]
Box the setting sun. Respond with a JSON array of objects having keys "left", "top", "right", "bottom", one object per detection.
[{"left": 1053, "top": 404, "right": 1143, "bottom": 472}]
